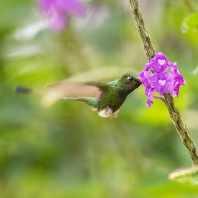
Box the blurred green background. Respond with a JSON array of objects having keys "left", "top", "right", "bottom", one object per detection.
[{"left": 1, "top": 0, "right": 198, "bottom": 197}]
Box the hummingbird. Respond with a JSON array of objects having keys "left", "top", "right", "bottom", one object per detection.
[{"left": 15, "top": 71, "right": 141, "bottom": 118}]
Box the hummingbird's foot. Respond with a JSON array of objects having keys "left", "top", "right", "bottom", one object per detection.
[
  {"left": 98, "top": 107, "right": 114, "bottom": 118},
  {"left": 113, "top": 109, "right": 119, "bottom": 118}
]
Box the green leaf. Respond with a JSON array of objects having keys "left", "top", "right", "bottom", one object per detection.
[{"left": 181, "top": 11, "right": 198, "bottom": 33}]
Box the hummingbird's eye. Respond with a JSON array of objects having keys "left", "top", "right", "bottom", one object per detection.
[{"left": 127, "top": 76, "right": 133, "bottom": 81}]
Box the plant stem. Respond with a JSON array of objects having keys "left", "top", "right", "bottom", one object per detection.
[
  {"left": 163, "top": 94, "right": 198, "bottom": 165},
  {"left": 129, "top": 0, "right": 198, "bottom": 165},
  {"left": 129, "top": 0, "right": 155, "bottom": 60}
]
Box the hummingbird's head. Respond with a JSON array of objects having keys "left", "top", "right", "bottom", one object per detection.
[
  {"left": 118, "top": 71, "right": 142, "bottom": 93},
  {"left": 119, "top": 71, "right": 141, "bottom": 85}
]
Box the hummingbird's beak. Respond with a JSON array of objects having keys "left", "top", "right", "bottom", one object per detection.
[
  {"left": 137, "top": 78, "right": 142, "bottom": 85},
  {"left": 138, "top": 78, "right": 142, "bottom": 84}
]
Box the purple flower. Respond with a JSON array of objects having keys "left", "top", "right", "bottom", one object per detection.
[
  {"left": 150, "top": 52, "right": 169, "bottom": 73},
  {"left": 38, "top": 0, "right": 86, "bottom": 31},
  {"left": 139, "top": 52, "right": 186, "bottom": 107}
]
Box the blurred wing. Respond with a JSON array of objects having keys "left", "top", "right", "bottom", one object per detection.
[{"left": 45, "top": 82, "right": 107, "bottom": 99}]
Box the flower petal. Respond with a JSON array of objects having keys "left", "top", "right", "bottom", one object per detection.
[
  {"left": 49, "top": 10, "right": 66, "bottom": 31},
  {"left": 38, "top": 0, "right": 86, "bottom": 31},
  {"left": 139, "top": 52, "right": 186, "bottom": 107},
  {"left": 150, "top": 52, "right": 169, "bottom": 72},
  {"left": 146, "top": 98, "right": 154, "bottom": 108}
]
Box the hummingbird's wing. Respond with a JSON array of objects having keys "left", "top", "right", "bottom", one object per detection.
[{"left": 45, "top": 82, "right": 108, "bottom": 99}]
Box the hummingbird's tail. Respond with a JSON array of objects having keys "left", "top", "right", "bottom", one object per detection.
[{"left": 15, "top": 85, "right": 34, "bottom": 94}]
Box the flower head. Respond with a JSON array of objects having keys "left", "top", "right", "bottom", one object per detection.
[
  {"left": 139, "top": 52, "right": 186, "bottom": 107},
  {"left": 38, "top": 0, "right": 86, "bottom": 31}
]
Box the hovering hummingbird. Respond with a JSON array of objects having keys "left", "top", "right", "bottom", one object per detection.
[{"left": 15, "top": 71, "right": 141, "bottom": 118}]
